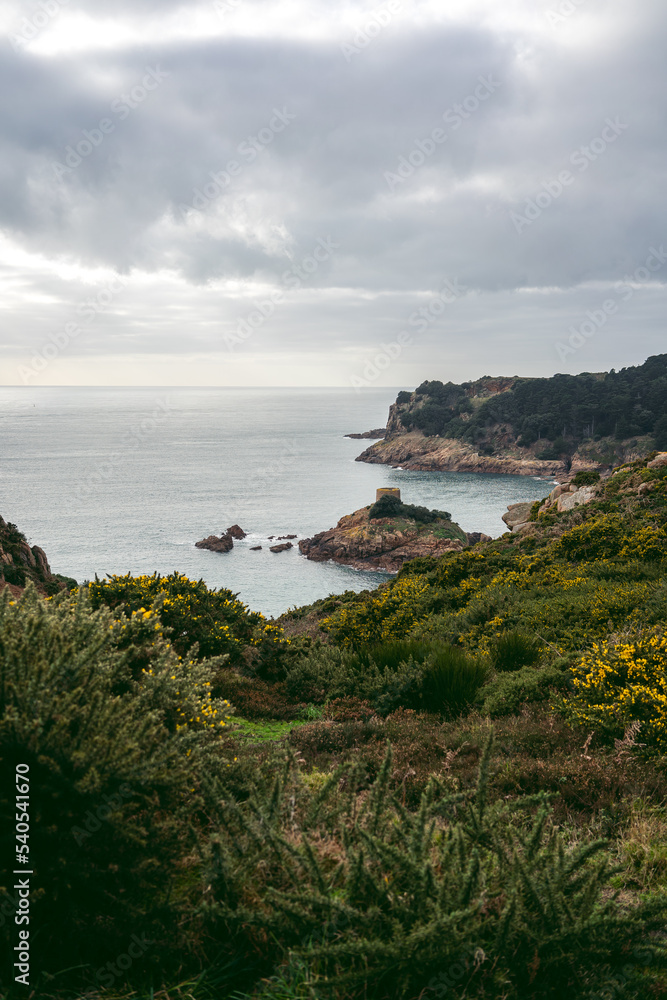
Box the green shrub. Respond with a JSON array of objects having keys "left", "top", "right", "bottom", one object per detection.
[
  {"left": 2, "top": 563, "right": 25, "bottom": 586},
  {"left": 0, "top": 585, "right": 231, "bottom": 991},
  {"left": 571, "top": 469, "right": 601, "bottom": 486},
  {"left": 368, "top": 494, "right": 451, "bottom": 523},
  {"left": 479, "top": 664, "right": 571, "bottom": 717},
  {"left": 201, "top": 734, "right": 667, "bottom": 999},
  {"left": 420, "top": 646, "right": 489, "bottom": 716},
  {"left": 490, "top": 630, "right": 542, "bottom": 672}
]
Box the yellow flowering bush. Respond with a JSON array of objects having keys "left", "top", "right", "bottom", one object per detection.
[
  {"left": 89, "top": 571, "right": 263, "bottom": 663},
  {"left": 563, "top": 629, "right": 667, "bottom": 750},
  {"left": 321, "top": 576, "right": 431, "bottom": 648}
]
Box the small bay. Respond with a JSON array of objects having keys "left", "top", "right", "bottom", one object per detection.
[{"left": 0, "top": 387, "right": 554, "bottom": 617}]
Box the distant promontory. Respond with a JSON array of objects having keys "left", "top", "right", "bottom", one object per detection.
[{"left": 354, "top": 355, "right": 667, "bottom": 476}]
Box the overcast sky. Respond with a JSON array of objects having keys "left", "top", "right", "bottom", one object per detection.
[{"left": 0, "top": 0, "right": 665, "bottom": 387}]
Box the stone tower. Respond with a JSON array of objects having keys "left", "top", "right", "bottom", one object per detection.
[{"left": 376, "top": 487, "right": 401, "bottom": 503}]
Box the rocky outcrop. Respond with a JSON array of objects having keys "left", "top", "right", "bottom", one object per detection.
[
  {"left": 500, "top": 479, "right": 600, "bottom": 532},
  {"left": 196, "top": 533, "right": 234, "bottom": 553},
  {"left": 196, "top": 524, "right": 249, "bottom": 552},
  {"left": 299, "top": 506, "right": 469, "bottom": 573},
  {"left": 501, "top": 502, "right": 535, "bottom": 531},
  {"left": 0, "top": 515, "right": 61, "bottom": 592},
  {"left": 466, "top": 531, "right": 493, "bottom": 545},
  {"left": 345, "top": 428, "right": 386, "bottom": 440},
  {"left": 648, "top": 452, "right": 667, "bottom": 469},
  {"left": 270, "top": 542, "right": 293, "bottom": 553},
  {"left": 357, "top": 432, "right": 566, "bottom": 476}
]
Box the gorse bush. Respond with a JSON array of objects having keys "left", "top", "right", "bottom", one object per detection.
[
  {"left": 200, "top": 734, "right": 667, "bottom": 999},
  {"left": 563, "top": 628, "right": 667, "bottom": 750},
  {"left": 0, "top": 585, "right": 232, "bottom": 991},
  {"left": 479, "top": 663, "right": 572, "bottom": 718},
  {"left": 88, "top": 571, "right": 292, "bottom": 669}
]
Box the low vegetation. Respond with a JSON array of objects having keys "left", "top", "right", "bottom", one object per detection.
[{"left": 1, "top": 452, "right": 666, "bottom": 998}]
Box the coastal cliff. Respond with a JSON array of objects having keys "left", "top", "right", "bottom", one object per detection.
[
  {"left": 355, "top": 355, "right": 667, "bottom": 476},
  {"left": 0, "top": 515, "right": 71, "bottom": 594}
]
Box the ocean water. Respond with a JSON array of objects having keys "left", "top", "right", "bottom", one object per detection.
[{"left": 0, "top": 387, "right": 555, "bottom": 617}]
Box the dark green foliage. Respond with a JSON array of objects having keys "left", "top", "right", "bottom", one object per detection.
[
  {"left": 654, "top": 413, "right": 667, "bottom": 449},
  {"left": 2, "top": 563, "right": 25, "bottom": 586},
  {"left": 420, "top": 646, "right": 490, "bottom": 716},
  {"left": 396, "top": 353, "right": 667, "bottom": 452},
  {"left": 479, "top": 664, "right": 572, "bottom": 717},
  {"left": 396, "top": 390, "right": 412, "bottom": 405},
  {"left": 201, "top": 734, "right": 667, "bottom": 999},
  {"left": 491, "top": 630, "right": 542, "bottom": 672},
  {"left": 369, "top": 493, "right": 451, "bottom": 523},
  {"left": 283, "top": 641, "right": 487, "bottom": 718},
  {"left": 571, "top": 469, "right": 601, "bottom": 486},
  {"left": 0, "top": 585, "right": 231, "bottom": 992}
]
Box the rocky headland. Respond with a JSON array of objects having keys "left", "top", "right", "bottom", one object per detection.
[
  {"left": 0, "top": 515, "right": 69, "bottom": 594},
  {"left": 354, "top": 357, "right": 666, "bottom": 476},
  {"left": 298, "top": 505, "right": 474, "bottom": 573}
]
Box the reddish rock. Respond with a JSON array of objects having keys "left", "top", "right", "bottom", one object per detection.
[
  {"left": 270, "top": 542, "right": 293, "bottom": 553},
  {"left": 227, "top": 524, "right": 246, "bottom": 539},
  {"left": 196, "top": 533, "right": 233, "bottom": 553},
  {"left": 250, "top": 545, "right": 262, "bottom": 550},
  {"left": 299, "top": 507, "right": 468, "bottom": 573},
  {"left": 277, "top": 534, "right": 297, "bottom": 540}
]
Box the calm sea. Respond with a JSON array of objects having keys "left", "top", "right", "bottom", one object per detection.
[{"left": 0, "top": 388, "right": 554, "bottom": 617}]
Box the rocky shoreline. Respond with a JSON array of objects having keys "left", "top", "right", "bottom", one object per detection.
[{"left": 356, "top": 432, "right": 567, "bottom": 476}]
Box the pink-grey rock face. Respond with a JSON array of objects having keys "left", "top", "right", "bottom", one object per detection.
[
  {"left": 227, "top": 524, "right": 247, "bottom": 539},
  {"left": 196, "top": 533, "right": 233, "bottom": 553},
  {"left": 648, "top": 452, "right": 667, "bottom": 469},
  {"left": 501, "top": 502, "right": 535, "bottom": 530},
  {"left": 299, "top": 506, "right": 468, "bottom": 573},
  {"left": 556, "top": 485, "right": 597, "bottom": 512}
]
